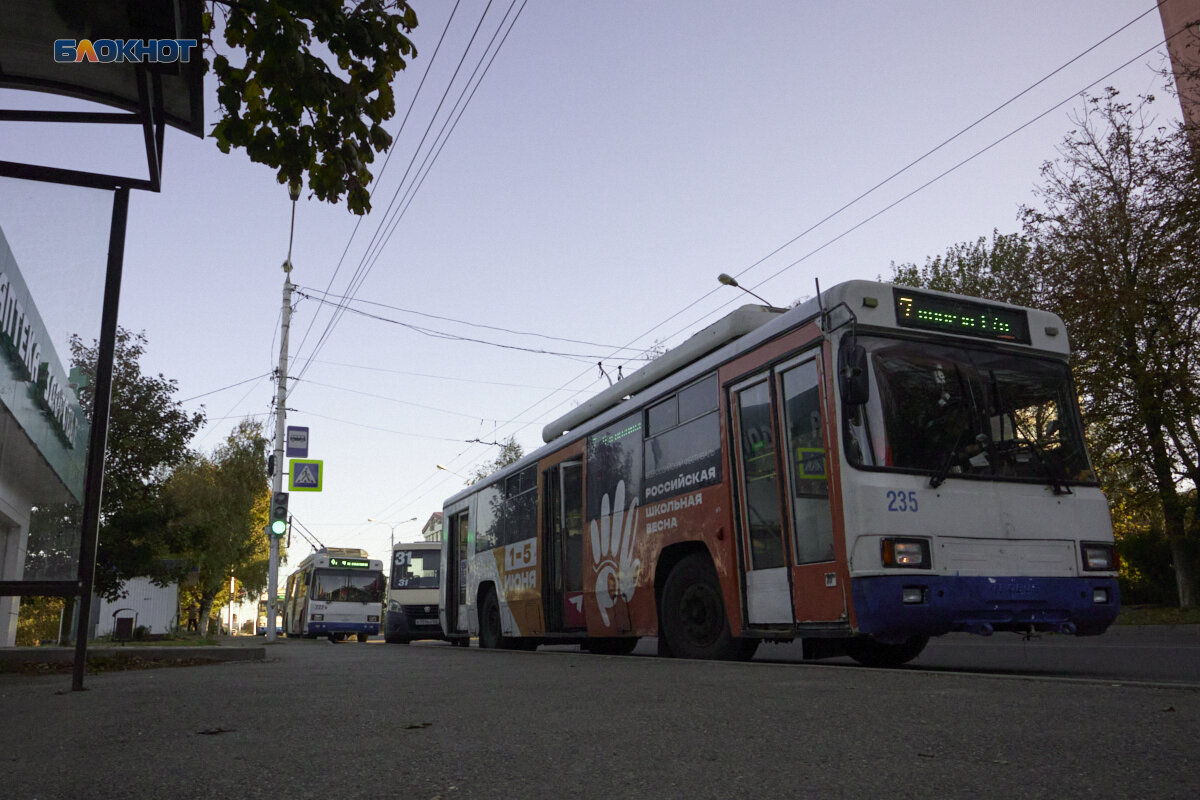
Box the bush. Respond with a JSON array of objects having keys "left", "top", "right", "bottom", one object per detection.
[
  {"left": 16, "top": 596, "right": 66, "bottom": 646},
  {"left": 1117, "top": 528, "right": 1178, "bottom": 605}
]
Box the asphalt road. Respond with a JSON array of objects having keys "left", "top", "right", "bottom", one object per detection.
[
  {"left": 2, "top": 629, "right": 1198, "bottom": 799},
  {"left": 750, "top": 625, "right": 1200, "bottom": 685}
]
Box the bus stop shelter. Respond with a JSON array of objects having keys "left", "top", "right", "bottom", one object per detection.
[{"left": 0, "top": 0, "right": 204, "bottom": 689}]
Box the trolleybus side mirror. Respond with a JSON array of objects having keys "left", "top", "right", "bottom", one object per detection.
[{"left": 839, "top": 343, "right": 869, "bottom": 406}]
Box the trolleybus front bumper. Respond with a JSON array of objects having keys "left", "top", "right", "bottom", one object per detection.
[
  {"left": 851, "top": 575, "right": 1120, "bottom": 642},
  {"left": 306, "top": 621, "right": 380, "bottom": 636}
]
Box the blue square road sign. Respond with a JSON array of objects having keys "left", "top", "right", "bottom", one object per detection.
[{"left": 289, "top": 458, "right": 323, "bottom": 491}]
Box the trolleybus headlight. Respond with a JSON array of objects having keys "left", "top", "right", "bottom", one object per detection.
[
  {"left": 311, "top": 614, "right": 324, "bottom": 621},
  {"left": 389, "top": 600, "right": 402, "bottom": 613},
  {"left": 1080, "top": 542, "right": 1116, "bottom": 571},
  {"left": 901, "top": 586, "right": 927, "bottom": 604},
  {"left": 881, "top": 537, "right": 931, "bottom": 569},
  {"left": 1093, "top": 587, "right": 1110, "bottom": 604}
]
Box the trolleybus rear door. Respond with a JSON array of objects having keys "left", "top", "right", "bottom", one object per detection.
[
  {"left": 776, "top": 354, "right": 844, "bottom": 623},
  {"left": 731, "top": 374, "right": 792, "bottom": 624},
  {"left": 543, "top": 459, "right": 586, "bottom": 631}
]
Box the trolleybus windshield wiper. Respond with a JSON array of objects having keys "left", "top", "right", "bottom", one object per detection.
[{"left": 987, "top": 371, "right": 1073, "bottom": 496}]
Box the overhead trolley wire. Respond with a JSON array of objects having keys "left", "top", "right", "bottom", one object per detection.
[
  {"left": 294, "top": 0, "right": 513, "bottom": 386},
  {"left": 597, "top": 0, "right": 1178, "bottom": 372},
  {"left": 350, "top": 0, "right": 530, "bottom": 292},
  {"left": 378, "top": 4, "right": 1182, "bottom": 512},
  {"left": 629, "top": 24, "right": 1185, "bottom": 362},
  {"left": 294, "top": 285, "right": 651, "bottom": 355},
  {"left": 291, "top": 0, "right": 466, "bottom": 368}
]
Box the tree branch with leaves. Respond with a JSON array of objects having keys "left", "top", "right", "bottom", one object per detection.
[{"left": 204, "top": 1, "right": 419, "bottom": 214}]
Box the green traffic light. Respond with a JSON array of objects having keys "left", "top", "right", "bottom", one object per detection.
[{"left": 270, "top": 519, "right": 287, "bottom": 535}]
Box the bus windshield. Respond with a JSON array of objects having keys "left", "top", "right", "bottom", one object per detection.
[
  {"left": 846, "top": 337, "right": 1095, "bottom": 485},
  {"left": 392, "top": 548, "right": 440, "bottom": 590},
  {"left": 313, "top": 569, "right": 385, "bottom": 603}
]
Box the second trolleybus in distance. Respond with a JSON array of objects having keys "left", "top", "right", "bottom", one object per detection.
[
  {"left": 282, "top": 548, "right": 385, "bottom": 642},
  {"left": 439, "top": 280, "right": 1119, "bottom": 665},
  {"left": 385, "top": 540, "right": 460, "bottom": 644}
]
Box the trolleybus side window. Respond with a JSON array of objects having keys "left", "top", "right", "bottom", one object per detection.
[
  {"left": 475, "top": 483, "right": 502, "bottom": 552},
  {"left": 643, "top": 373, "right": 721, "bottom": 503},
  {"left": 587, "top": 413, "right": 643, "bottom": 519},
  {"left": 506, "top": 466, "right": 538, "bottom": 545}
]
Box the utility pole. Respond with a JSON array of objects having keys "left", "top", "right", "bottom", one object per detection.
[{"left": 267, "top": 187, "right": 299, "bottom": 642}]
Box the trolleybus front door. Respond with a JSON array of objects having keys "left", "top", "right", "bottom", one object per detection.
[
  {"left": 776, "top": 353, "right": 844, "bottom": 624},
  {"left": 732, "top": 375, "right": 792, "bottom": 624},
  {"left": 731, "top": 356, "right": 844, "bottom": 627}
]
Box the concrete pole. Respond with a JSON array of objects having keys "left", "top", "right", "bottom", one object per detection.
[{"left": 266, "top": 269, "right": 293, "bottom": 642}]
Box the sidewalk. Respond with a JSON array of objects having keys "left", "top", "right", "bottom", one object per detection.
[{"left": 0, "top": 634, "right": 266, "bottom": 670}]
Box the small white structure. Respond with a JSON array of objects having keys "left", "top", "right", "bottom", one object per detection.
[
  {"left": 93, "top": 577, "right": 179, "bottom": 638},
  {"left": 421, "top": 512, "right": 443, "bottom": 542}
]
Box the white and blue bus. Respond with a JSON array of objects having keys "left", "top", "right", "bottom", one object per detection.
[
  {"left": 440, "top": 280, "right": 1119, "bottom": 665},
  {"left": 283, "top": 548, "right": 385, "bottom": 642}
]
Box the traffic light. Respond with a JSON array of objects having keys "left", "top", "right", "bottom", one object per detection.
[{"left": 270, "top": 491, "right": 289, "bottom": 536}]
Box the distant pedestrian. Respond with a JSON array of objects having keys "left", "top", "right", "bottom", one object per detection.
[{"left": 186, "top": 605, "right": 198, "bottom": 633}]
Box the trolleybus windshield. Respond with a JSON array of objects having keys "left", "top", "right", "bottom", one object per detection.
[
  {"left": 847, "top": 337, "right": 1094, "bottom": 485},
  {"left": 313, "top": 569, "right": 385, "bottom": 603}
]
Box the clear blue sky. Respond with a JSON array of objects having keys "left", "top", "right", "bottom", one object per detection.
[{"left": 0, "top": 1, "right": 1181, "bottom": 566}]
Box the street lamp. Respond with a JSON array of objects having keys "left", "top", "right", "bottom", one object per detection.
[
  {"left": 718, "top": 273, "right": 778, "bottom": 308},
  {"left": 368, "top": 516, "right": 418, "bottom": 551},
  {"left": 436, "top": 463, "right": 470, "bottom": 482}
]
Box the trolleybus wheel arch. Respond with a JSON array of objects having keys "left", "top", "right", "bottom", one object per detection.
[
  {"left": 843, "top": 634, "right": 929, "bottom": 667},
  {"left": 659, "top": 552, "right": 744, "bottom": 660},
  {"left": 479, "top": 588, "right": 513, "bottom": 649}
]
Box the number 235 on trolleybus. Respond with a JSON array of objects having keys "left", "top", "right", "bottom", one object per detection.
[
  {"left": 282, "top": 548, "right": 385, "bottom": 642},
  {"left": 439, "top": 280, "right": 1118, "bottom": 665}
]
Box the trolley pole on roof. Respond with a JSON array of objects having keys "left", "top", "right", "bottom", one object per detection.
[{"left": 267, "top": 188, "right": 299, "bottom": 642}]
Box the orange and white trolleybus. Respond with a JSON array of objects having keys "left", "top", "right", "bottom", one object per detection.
[{"left": 439, "top": 280, "right": 1119, "bottom": 664}]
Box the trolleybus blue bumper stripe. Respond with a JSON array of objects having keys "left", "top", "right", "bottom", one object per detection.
[
  {"left": 306, "top": 622, "right": 380, "bottom": 635},
  {"left": 851, "top": 576, "right": 1120, "bottom": 642}
]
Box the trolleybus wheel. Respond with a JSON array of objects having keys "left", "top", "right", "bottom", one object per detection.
[
  {"left": 660, "top": 553, "right": 742, "bottom": 660},
  {"left": 452, "top": 638, "right": 470, "bottom": 647},
  {"left": 584, "top": 637, "right": 639, "bottom": 655},
  {"left": 843, "top": 635, "right": 929, "bottom": 667},
  {"left": 479, "top": 589, "right": 509, "bottom": 649},
  {"left": 357, "top": 633, "right": 369, "bottom": 643}
]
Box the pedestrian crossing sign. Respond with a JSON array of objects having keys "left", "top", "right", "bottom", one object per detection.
[{"left": 289, "top": 458, "right": 324, "bottom": 492}]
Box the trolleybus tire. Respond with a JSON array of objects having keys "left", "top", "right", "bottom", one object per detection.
[
  {"left": 660, "top": 553, "right": 743, "bottom": 660},
  {"left": 479, "top": 589, "right": 515, "bottom": 649},
  {"left": 584, "top": 637, "right": 639, "bottom": 655},
  {"left": 843, "top": 635, "right": 929, "bottom": 667},
  {"left": 452, "top": 638, "right": 470, "bottom": 647},
  {"left": 357, "top": 633, "right": 369, "bottom": 643}
]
